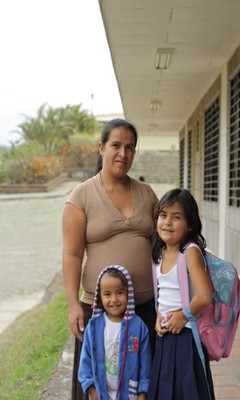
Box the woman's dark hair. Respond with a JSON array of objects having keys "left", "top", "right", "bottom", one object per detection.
[
  {"left": 95, "top": 118, "right": 138, "bottom": 174},
  {"left": 152, "top": 188, "right": 206, "bottom": 263}
]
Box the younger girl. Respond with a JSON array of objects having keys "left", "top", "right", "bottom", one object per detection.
[
  {"left": 79, "top": 265, "right": 151, "bottom": 399},
  {"left": 148, "top": 188, "right": 215, "bottom": 400}
]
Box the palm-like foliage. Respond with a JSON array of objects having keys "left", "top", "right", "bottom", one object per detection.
[{"left": 15, "top": 103, "right": 95, "bottom": 155}]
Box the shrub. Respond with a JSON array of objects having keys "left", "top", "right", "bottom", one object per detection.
[
  {"left": 57, "top": 141, "right": 97, "bottom": 174},
  {"left": 0, "top": 135, "right": 98, "bottom": 184},
  {"left": 4, "top": 159, "right": 31, "bottom": 184},
  {"left": 0, "top": 162, "right": 6, "bottom": 183},
  {"left": 3, "top": 156, "right": 64, "bottom": 184},
  {"left": 7, "top": 141, "right": 46, "bottom": 160},
  {"left": 68, "top": 142, "right": 97, "bottom": 168},
  {"left": 28, "top": 156, "right": 64, "bottom": 183}
]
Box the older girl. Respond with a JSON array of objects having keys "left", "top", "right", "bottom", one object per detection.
[{"left": 148, "top": 188, "right": 215, "bottom": 400}]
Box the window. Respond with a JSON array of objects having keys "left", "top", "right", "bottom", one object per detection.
[
  {"left": 203, "top": 98, "right": 219, "bottom": 202},
  {"left": 187, "top": 130, "right": 192, "bottom": 191},
  {"left": 196, "top": 120, "right": 200, "bottom": 151},
  {"left": 179, "top": 137, "right": 185, "bottom": 188},
  {"left": 229, "top": 71, "right": 240, "bottom": 207}
]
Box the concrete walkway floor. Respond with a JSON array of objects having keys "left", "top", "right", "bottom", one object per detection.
[{"left": 211, "top": 325, "right": 240, "bottom": 399}]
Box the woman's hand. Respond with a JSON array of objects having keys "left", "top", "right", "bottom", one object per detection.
[
  {"left": 88, "top": 386, "right": 98, "bottom": 400},
  {"left": 138, "top": 392, "right": 147, "bottom": 399},
  {"left": 69, "top": 302, "right": 85, "bottom": 341},
  {"left": 165, "top": 309, "right": 187, "bottom": 334}
]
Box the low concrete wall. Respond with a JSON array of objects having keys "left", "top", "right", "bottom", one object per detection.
[{"left": 0, "top": 173, "right": 68, "bottom": 194}]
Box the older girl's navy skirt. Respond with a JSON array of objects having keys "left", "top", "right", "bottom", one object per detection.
[{"left": 147, "top": 327, "right": 215, "bottom": 400}]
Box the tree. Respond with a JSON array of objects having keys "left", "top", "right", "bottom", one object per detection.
[{"left": 15, "top": 103, "right": 96, "bottom": 155}]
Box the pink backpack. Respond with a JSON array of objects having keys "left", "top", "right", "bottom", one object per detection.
[{"left": 178, "top": 243, "right": 240, "bottom": 363}]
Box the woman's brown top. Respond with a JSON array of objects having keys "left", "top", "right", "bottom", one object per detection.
[{"left": 67, "top": 173, "right": 158, "bottom": 305}]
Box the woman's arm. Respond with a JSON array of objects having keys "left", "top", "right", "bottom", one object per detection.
[{"left": 62, "top": 202, "right": 87, "bottom": 340}]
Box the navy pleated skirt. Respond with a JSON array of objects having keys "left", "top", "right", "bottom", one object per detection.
[{"left": 147, "top": 328, "right": 215, "bottom": 400}]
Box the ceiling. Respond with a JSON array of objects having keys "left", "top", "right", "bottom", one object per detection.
[{"left": 98, "top": 0, "right": 240, "bottom": 137}]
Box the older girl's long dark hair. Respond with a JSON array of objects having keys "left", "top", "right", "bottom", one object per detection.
[
  {"left": 95, "top": 118, "right": 138, "bottom": 174},
  {"left": 152, "top": 188, "right": 206, "bottom": 263}
]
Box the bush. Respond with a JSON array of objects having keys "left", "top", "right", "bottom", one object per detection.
[
  {"left": 3, "top": 156, "right": 64, "bottom": 184},
  {"left": 28, "top": 156, "right": 64, "bottom": 183},
  {"left": 4, "top": 159, "right": 30, "bottom": 184},
  {"left": 67, "top": 142, "right": 97, "bottom": 169},
  {"left": 56, "top": 139, "right": 97, "bottom": 173},
  {"left": 0, "top": 134, "right": 98, "bottom": 184},
  {"left": 0, "top": 162, "right": 6, "bottom": 183}
]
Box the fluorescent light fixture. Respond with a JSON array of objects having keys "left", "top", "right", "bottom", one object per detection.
[
  {"left": 148, "top": 123, "right": 157, "bottom": 131},
  {"left": 155, "top": 48, "right": 173, "bottom": 70},
  {"left": 149, "top": 98, "right": 161, "bottom": 111}
]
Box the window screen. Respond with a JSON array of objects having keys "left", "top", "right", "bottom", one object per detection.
[
  {"left": 179, "top": 137, "right": 185, "bottom": 188},
  {"left": 187, "top": 130, "right": 192, "bottom": 191},
  {"left": 203, "top": 98, "right": 219, "bottom": 202},
  {"left": 229, "top": 71, "right": 240, "bottom": 207}
]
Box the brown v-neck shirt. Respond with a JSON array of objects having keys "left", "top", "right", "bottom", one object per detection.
[{"left": 67, "top": 173, "right": 158, "bottom": 305}]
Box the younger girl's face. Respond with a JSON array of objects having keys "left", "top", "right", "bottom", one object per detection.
[
  {"left": 100, "top": 274, "right": 128, "bottom": 322},
  {"left": 157, "top": 201, "right": 190, "bottom": 246}
]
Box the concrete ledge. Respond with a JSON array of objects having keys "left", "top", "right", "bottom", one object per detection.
[{"left": 0, "top": 173, "right": 68, "bottom": 194}]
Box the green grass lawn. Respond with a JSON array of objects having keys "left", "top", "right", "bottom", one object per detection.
[{"left": 0, "top": 292, "right": 70, "bottom": 400}]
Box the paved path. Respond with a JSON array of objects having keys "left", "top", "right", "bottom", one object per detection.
[
  {"left": 0, "top": 180, "right": 78, "bottom": 334},
  {"left": 211, "top": 329, "right": 240, "bottom": 400}
]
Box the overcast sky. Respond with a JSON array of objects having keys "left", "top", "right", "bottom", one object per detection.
[{"left": 0, "top": 0, "right": 123, "bottom": 146}]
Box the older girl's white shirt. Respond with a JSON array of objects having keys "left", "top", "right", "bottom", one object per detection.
[{"left": 157, "top": 261, "right": 195, "bottom": 329}]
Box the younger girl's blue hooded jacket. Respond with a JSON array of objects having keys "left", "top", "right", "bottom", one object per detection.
[{"left": 78, "top": 265, "right": 151, "bottom": 399}]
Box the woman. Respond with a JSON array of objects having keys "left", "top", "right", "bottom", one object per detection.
[{"left": 62, "top": 118, "right": 158, "bottom": 399}]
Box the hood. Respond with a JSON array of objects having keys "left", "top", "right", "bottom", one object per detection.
[{"left": 92, "top": 265, "right": 135, "bottom": 320}]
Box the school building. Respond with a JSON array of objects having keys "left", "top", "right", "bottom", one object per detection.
[{"left": 98, "top": 0, "right": 240, "bottom": 269}]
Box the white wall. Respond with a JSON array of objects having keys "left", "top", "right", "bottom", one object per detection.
[{"left": 139, "top": 135, "right": 179, "bottom": 151}]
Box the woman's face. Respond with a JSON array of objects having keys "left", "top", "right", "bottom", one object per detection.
[{"left": 98, "top": 126, "right": 136, "bottom": 177}]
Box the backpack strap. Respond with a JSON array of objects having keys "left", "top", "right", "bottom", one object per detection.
[
  {"left": 152, "top": 260, "right": 158, "bottom": 308},
  {"left": 178, "top": 245, "right": 213, "bottom": 400}
]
